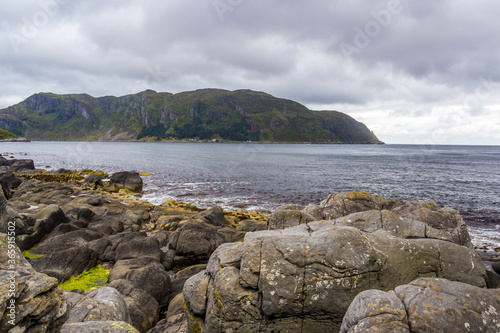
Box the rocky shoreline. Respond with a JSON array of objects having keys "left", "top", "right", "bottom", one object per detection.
[{"left": 1, "top": 156, "right": 499, "bottom": 332}]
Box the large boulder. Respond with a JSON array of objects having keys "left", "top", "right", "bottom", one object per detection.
[
  {"left": 109, "top": 257, "right": 171, "bottom": 304},
  {"left": 168, "top": 221, "right": 245, "bottom": 265},
  {"left": 15, "top": 204, "right": 69, "bottom": 251},
  {"left": 29, "top": 246, "right": 100, "bottom": 283},
  {"left": 114, "top": 234, "right": 163, "bottom": 262},
  {"left": 183, "top": 222, "right": 487, "bottom": 332},
  {"left": 8, "top": 159, "right": 35, "bottom": 171},
  {"left": 64, "top": 287, "right": 131, "bottom": 324},
  {"left": 106, "top": 171, "right": 143, "bottom": 193},
  {"left": 341, "top": 278, "right": 500, "bottom": 333},
  {"left": 28, "top": 229, "right": 104, "bottom": 282},
  {"left": 101, "top": 232, "right": 160, "bottom": 263}
]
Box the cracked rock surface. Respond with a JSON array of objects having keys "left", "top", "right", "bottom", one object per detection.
[
  {"left": 341, "top": 277, "right": 500, "bottom": 333},
  {"left": 183, "top": 220, "right": 487, "bottom": 332}
]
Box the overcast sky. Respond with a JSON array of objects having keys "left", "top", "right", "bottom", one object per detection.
[{"left": 1, "top": 0, "right": 500, "bottom": 144}]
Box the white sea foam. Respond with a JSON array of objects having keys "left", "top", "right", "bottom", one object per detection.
[
  {"left": 468, "top": 224, "right": 500, "bottom": 250},
  {"left": 142, "top": 192, "right": 176, "bottom": 205}
]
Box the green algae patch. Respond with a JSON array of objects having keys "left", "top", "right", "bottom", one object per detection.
[
  {"left": 58, "top": 265, "right": 110, "bottom": 291},
  {"left": 22, "top": 247, "right": 45, "bottom": 259}
]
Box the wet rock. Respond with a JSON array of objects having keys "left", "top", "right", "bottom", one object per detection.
[
  {"left": 184, "top": 222, "right": 487, "bottom": 332},
  {"left": 341, "top": 278, "right": 500, "bottom": 333},
  {"left": 0, "top": 156, "right": 11, "bottom": 167},
  {"left": 8, "top": 159, "right": 35, "bottom": 171},
  {"left": 192, "top": 206, "right": 229, "bottom": 227},
  {"left": 106, "top": 171, "right": 143, "bottom": 193}
]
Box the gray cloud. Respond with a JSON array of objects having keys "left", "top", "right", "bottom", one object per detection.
[{"left": 1, "top": 0, "right": 500, "bottom": 144}]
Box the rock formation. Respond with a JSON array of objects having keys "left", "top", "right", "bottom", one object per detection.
[
  {"left": 341, "top": 277, "right": 500, "bottom": 333},
  {"left": 183, "top": 222, "right": 487, "bottom": 332},
  {"left": 272, "top": 191, "right": 472, "bottom": 247}
]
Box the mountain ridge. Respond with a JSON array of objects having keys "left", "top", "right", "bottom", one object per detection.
[{"left": 0, "top": 89, "right": 382, "bottom": 144}]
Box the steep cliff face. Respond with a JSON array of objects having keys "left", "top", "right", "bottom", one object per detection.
[{"left": 0, "top": 89, "right": 381, "bottom": 143}]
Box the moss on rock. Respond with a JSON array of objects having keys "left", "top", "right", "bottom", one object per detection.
[
  {"left": 58, "top": 265, "right": 110, "bottom": 291},
  {"left": 22, "top": 246, "right": 45, "bottom": 258}
]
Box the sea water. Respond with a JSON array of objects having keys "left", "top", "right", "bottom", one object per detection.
[{"left": 2, "top": 141, "right": 499, "bottom": 251}]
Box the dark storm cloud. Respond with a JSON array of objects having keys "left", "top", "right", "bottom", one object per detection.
[{"left": 0, "top": 0, "right": 499, "bottom": 143}]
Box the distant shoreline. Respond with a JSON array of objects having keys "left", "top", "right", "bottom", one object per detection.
[
  {"left": 1, "top": 139, "right": 384, "bottom": 145},
  {"left": 0, "top": 137, "right": 30, "bottom": 142}
]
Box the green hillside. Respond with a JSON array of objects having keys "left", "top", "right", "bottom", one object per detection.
[
  {"left": 0, "top": 128, "right": 18, "bottom": 140},
  {"left": 0, "top": 89, "right": 381, "bottom": 143}
]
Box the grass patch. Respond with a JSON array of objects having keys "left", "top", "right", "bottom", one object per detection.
[{"left": 58, "top": 265, "right": 110, "bottom": 291}]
